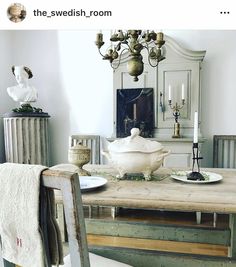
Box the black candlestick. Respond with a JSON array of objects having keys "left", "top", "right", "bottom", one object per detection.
[{"left": 187, "top": 143, "right": 204, "bottom": 181}]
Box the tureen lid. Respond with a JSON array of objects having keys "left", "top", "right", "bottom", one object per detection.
[{"left": 108, "top": 128, "right": 163, "bottom": 153}]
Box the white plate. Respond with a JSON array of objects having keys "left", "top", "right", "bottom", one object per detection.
[
  {"left": 79, "top": 176, "right": 107, "bottom": 191},
  {"left": 171, "top": 171, "right": 223, "bottom": 184}
]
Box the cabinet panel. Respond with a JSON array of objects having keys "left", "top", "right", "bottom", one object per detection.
[
  {"left": 163, "top": 69, "right": 190, "bottom": 120},
  {"left": 158, "top": 62, "right": 200, "bottom": 130}
]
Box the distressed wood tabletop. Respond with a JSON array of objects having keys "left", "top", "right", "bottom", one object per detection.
[{"left": 82, "top": 165, "right": 236, "bottom": 214}]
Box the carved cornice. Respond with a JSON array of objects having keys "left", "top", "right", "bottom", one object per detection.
[
  {"left": 165, "top": 35, "right": 206, "bottom": 61},
  {"left": 115, "top": 34, "right": 206, "bottom": 65}
]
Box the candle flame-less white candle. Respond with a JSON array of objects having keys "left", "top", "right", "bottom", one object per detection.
[
  {"left": 181, "top": 83, "right": 185, "bottom": 100},
  {"left": 133, "top": 103, "right": 137, "bottom": 120},
  {"left": 168, "top": 85, "right": 171, "bottom": 101},
  {"left": 193, "top": 111, "right": 198, "bottom": 143}
]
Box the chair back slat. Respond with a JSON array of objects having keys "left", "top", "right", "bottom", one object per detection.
[{"left": 213, "top": 135, "right": 236, "bottom": 168}]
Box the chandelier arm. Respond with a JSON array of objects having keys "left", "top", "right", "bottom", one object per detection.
[
  {"left": 143, "top": 42, "right": 150, "bottom": 52},
  {"left": 98, "top": 48, "right": 106, "bottom": 58},
  {"left": 124, "top": 41, "right": 132, "bottom": 51},
  {"left": 142, "top": 46, "right": 159, "bottom": 68},
  {"left": 113, "top": 41, "right": 131, "bottom": 53},
  {"left": 111, "top": 48, "right": 129, "bottom": 70},
  {"left": 148, "top": 56, "right": 159, "bottom": 68}
]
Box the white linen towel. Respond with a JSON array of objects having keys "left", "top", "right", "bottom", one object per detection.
[{"left": 0, "top": 163, "right": 47, "bottom": 267}]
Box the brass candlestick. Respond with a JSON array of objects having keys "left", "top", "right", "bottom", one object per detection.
[{"left": 168, "top": 99, "right": 185, "bottom": 138}]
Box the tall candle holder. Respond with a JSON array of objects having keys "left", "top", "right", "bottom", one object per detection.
[
  {"left": 168, "top": 99, "right": 185, "bottom": 138},
  {"left": 187, "top": 142, "right": 204, "bottom": 180}
]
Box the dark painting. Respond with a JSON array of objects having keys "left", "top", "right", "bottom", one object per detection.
[{"left": 116, "top": 88, "right": 154, "bottom": 138}]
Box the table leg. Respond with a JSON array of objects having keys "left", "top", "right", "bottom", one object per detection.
[
  {"left": 196, "top": 211, "right": 201, "bottom": 224},
  {"left": 213, "top": 212, "right": 217, "bottom": 228},
  {"left": 228, "top": 213, "right": 236, "bottom": 258},
  {"left": 111, "top": 207, "right": 120, "bottom": 219}
]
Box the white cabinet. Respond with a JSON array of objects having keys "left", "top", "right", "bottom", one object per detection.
[{"left": 112, "top": 35, "right": 206, "bottom": 167}]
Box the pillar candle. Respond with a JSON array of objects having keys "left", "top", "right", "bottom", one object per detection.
[
  {"left": 168, "top": 85, "right": 171, "bottom": 101},
  {"left": 181, "top": 83, "right": 185, "bottom": 100},
  {"left": 133, "top": 103, "right": 137, "bottom": 120},
  {"left": 193, "top": 111, "right": 198, "bottom": 143}
]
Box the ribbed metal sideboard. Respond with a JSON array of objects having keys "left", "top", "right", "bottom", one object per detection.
[{"left": 3, "top": 113, "right": 50, "bottom": 166}]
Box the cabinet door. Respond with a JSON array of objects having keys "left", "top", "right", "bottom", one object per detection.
[
  {"left": 157, "top": 62, "right": 200, "bottom": 129},
  {"left": 162, "top": 140, "right": 204, "bottom": 168},
  {"left": 161, "top": 140, "right": 193, "bottom": 168},
  {"left": 113, "top": 62, "right": 157, "bottom": 137}
]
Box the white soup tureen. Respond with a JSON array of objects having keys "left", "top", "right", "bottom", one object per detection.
[{"left": 102, "top": 128, "right": 170, "bottom": 180}]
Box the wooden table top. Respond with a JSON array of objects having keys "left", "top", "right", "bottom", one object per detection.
[{"left": 82, "top": 165, "right": 236, "bottom": 214}]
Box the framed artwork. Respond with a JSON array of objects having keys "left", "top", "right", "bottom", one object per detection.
[{"left": 116, "top": 88, "right": 154, "bottom": 138}]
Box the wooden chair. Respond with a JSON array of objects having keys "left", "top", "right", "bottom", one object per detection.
[
  {"left": 55, "top": 135, "right": 101, "bottom": 240},
  {"left": 212, "top": 135, "right": 236, "bottom": 227},
  {"left": 1, "top": 169, "right": 132, "bottom": 267},
  {"left": 213, "top": 135, "right": 236, "bottom": 168},
  {"left": 69, "top": 135, "right": 101, "bottom": 164}
]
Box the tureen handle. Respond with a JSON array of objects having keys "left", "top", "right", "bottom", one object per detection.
[{"left": 130, "top": 128, "right": 140, "bottom": 139}]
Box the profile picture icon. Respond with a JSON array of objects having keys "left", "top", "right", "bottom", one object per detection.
[{"left": 7, "top": 3, "right": 26, "bottom": 23}]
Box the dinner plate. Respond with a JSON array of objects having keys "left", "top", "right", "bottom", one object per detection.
[
  {"left": 171, "top": 171, "right": 223, "bottom": 184},
  {"left": 79, "top": 176, "right": 107, "bottom": 191}
]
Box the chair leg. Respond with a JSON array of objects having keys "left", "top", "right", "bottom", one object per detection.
[
  {"left": 213, "top": 212, "right": 217, "bottom": 227},
  {"left": 56, "top": 203, "right": 66, "bottom": 242},
  {"left": 196, "top": 211, "right": 201, "bottom": 224},
  {"left": 89, "top": 205, "right": 92, "bottom": 218}
]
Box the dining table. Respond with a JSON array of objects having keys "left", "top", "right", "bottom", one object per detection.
[{"left": 55, "top": 163, "right": 236, "bottom": 267}]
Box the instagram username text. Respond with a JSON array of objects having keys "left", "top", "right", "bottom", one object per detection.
[{"left": 33, "top": 9, "right": 112, "bottom": 18}]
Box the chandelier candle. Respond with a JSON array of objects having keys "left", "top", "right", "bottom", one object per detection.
[
  {"left": 95, "top": 33, "right": 104, "bottom": 48},
  {"left": 157, "top": 32, "right": 164, "bottom": 41}
]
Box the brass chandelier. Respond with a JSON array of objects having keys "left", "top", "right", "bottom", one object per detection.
[{"left": 95, "top": 30, "right": 165, "bottom": 81}]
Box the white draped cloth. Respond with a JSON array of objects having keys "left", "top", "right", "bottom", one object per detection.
[{"left": 0, "top": 163, "right": 47, "bottom": 267}]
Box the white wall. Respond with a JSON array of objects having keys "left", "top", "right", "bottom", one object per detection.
[
  {"left": 0, "top": 30, "right": 235, "bottom": 166},
  {"left": 0, "top": 31, "right": 16, "bottom": 162},
  {"left": 4, "top": 30, "right": 113, "bottom": 165}
]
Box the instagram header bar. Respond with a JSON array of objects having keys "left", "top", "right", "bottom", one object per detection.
[{"left": 0, "top": 0, "right": 235, "bottom": 29}]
